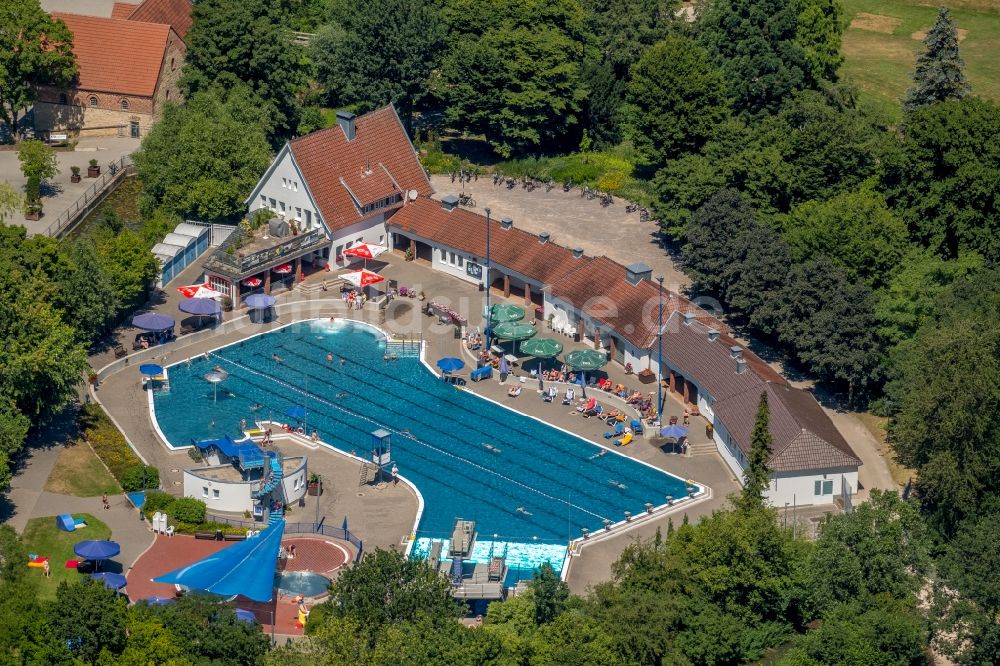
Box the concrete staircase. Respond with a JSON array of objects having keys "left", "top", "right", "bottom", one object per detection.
[{"left": 687, "top": 440, "right": 718, "bottom": 456}]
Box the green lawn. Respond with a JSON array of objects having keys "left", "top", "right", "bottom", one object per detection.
[
  {"left": 840, "top": 0, "right": 1000, "bottom": 123},
  {"left": 21, "top": 514, "right": 113, "bottom": 600},
  {"left": 44, "top": 443, "right": 121, "bottom": 497}
]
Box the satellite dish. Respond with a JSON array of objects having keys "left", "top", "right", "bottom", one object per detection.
[{"left": 408, "top": 189, "right": 418, "bottom": 201}]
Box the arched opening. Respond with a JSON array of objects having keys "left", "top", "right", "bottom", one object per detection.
[
  {"left": 89, "top": 96, "right": 98, "bottom": 108},
  {"left": 120, "top": 99, "right": 129, "bottom": 111}
]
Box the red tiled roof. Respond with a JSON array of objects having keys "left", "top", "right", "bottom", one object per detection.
[
  {"left": 111, "top": 3, "right": 140, "bottom": 19},
  {"left": 714, "top": 382, "right": 861, "bottom": 472},
  {"left": 52, "top": 13, "right": 170, "bottom": 97},
  {"left": 546, "top": 256, "right": 725, "bottom": 349},
  {"left": 289, "top": 106, "right": 431, "bottom": 234},
  {"left": 387, "top": 197, "right": 592, "bottom": 288},
  {"left": 127, "top": 0, "right": 193, "bottom": 40}
]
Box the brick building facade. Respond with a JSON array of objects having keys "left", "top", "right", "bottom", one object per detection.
[{"left": 33, "top": 2, "right": 189, "bottom": 138}]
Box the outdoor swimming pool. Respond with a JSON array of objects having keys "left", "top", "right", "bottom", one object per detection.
[{"left": 151, "top": 320, "right": 696, "bottom": 575}]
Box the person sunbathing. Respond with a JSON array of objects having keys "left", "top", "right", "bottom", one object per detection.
[
  {"left": 568, "top": 372, "right": 576, "bottom": 383},
  {"left": 577, "top": 397, "right": 597, "bottom": 412},
  {"left": 508, "top": 385, "right": 521, "bottom": 397}
]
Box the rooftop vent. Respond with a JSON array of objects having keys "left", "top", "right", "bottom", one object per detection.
[
  {"left": 336, "top": 111, "right": 356, "bottom": 141},
  {"left": 441, "top": 195, "right": 459, "bottom": 212},
  {"left": 500, "top": 217, "right": 513, "bottom": 230},
  {"left": 707, "top": 328, "right": 720, "bottom": 342},
  {"left": 736, "top": 359, "right": 748, "bottom": 375},
  {"left": 683, "top": 312, "right": 696, "bottom": 325},
  {"left": 572, "top": 247, "right": 584, "bottom": 259},
  {"left": 730, "top": 345, "right": 743, "bottom": 360},
  {"left": 538, "top": 231, "right": 550, "bottom": 244},
  {"left": 625, "top": 261, "right": 652, "bottom": 286}
]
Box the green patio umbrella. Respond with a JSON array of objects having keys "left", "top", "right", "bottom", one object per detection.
[
  {"left": 563, "top": 348, "right": 608, "bottom": 398},
  {"left": 520, "top": 337, "right": 564, "bottom": 390},
  {"left": 563, "top": 349, "right": 609, "bottom": 371},
  {"left": 492, "top": 321, "right": 537, "bottom": 342},
  {"left": 520, "top": 337, "right": 563, "bottom": 358},
  {"left": 487, "top": 303, "right": 526, "bottom": 323}
]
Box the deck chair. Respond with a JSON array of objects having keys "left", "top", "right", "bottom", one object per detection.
[
  {"left": 630, "top": 419, "right": 644, "bottom": 435},
  {"left": 604, "top": 423, "right": 625, "bottom": 439},
  {"left": 562, "top": 388, "right": 575, "bottom": 405},
  {"left": 543, "top": 386, "right": 557, "bottom": 402}
]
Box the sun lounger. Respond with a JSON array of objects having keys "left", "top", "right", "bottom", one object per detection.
[
  {"left": 577, "top": 397, "right": 596, "bottom": 413},
  {"left": 543, "top": 386, "right": 557, "bottom": 402},
  {"left": 630, "top": 419, "right": 644, "bottom": 435},
  {"left": 562, "top": 388, "right": 575, "bottom": 405},
  {"left": 614, "top": 430, "right": 634, "bottom": 447},
  {"left": 604, "top": 423, "right": 625, "bottom": 439}
]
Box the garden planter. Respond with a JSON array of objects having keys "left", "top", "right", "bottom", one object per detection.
[
  {"left": 637, "top": 369, "right": 656, "bottom": 383},
  {"left": 87, "top": 165, "right": 100, "bottom": 177},
  {"left": 307, "top": 481, "right": 322, "bottom": 496},
  {"left": 71, "top": 174, "right": 81, "bottom": 183},
  {"left": 24, "top": 209, "right": 42, "bottom": 221}
]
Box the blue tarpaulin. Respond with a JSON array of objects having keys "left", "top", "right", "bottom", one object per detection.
[
  {"left": 193, "top": 436, "right": 264, "bottom": 468},
  {"left": 153, "top": 520, "right": 286, "bottom": 602}
]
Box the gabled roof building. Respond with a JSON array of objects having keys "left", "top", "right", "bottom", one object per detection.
[
  {"left": 34, "top": 0, "right": 191, "bottom": 138},
  {"left": 222, "top": 103, "right": 861, "bottom": 509}
]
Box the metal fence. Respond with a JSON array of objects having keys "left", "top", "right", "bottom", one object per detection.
[
  {"left": 206, "top": 514, "right": 363, "bottom": 561},
  {"left": 43, "top": 155, "right": 134, "bottom": 238}
]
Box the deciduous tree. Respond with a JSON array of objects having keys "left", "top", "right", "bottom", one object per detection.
[
  {"left": 440, "top": 0, "right": 589, "bottom": 157},
  {"left": 312, "top": 0, "right": 444, "bottom": 134},
  {"left": 625, "top": 36, "right": 729, "bottom": 166},
  {"left": 0, "top": 0, "right": 77, "bottom": 138}
]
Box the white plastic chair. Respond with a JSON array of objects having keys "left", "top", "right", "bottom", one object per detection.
[{"left": 164, "top": 524, "right": 175, "bottom": 537}]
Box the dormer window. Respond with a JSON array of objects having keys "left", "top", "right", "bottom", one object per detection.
[{"left": 360, "top": 192, "right": 403, "bottom": 215}]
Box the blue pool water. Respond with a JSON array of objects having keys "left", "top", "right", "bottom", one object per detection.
[{"left": 151, "top": 320, "right": 694, "bottom": 559}]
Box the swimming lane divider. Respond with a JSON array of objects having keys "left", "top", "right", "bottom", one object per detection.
[{"left": 208, "top": 352, "right": 609, "bottom": 522}]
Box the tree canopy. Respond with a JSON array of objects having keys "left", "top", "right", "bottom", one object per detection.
[
  {"left": 0, "top": 0, "right": 77, "bottom": 139},
  {"left": 902, "top": 6, "right": 969, "bottom": 114},
  {"left": 133, "top": 88, "right": 272, "bottom": 222}
]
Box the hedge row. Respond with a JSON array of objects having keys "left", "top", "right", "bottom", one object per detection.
[
  {"left": 141, "top": 491, "right": 245, "bottom": 536},
  {"left": 79, "top": 404, "right": 160, "bottom": 492}
]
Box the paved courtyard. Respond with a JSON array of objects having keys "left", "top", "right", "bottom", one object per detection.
[
  {"left": 0, "top": 136, "right": 139, "bottom": 236},
  {"left": 429, "top": 175, "right": 691, "bottom": 293}
]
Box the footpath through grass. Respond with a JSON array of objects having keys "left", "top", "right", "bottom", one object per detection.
[
  {"left": 44, "top": 443, "right": 121, "bottom": 497},
  {"left": 840, "top": 0, "right": 1000, "bottom": 122},
  {"left": 21, "top": 513, "right": 112, "bottom": 600}
]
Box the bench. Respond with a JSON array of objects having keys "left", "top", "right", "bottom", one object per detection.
[
  {"left": 194, "top": 531, "right": 217, "bottom": 540},
  {"left": 48, "top": 133, "right": 68, "bottom": 146},
  {"left": 223, "top": 533, "right": 246, "bottom": 542}
]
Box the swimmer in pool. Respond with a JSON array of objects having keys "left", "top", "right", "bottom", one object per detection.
[
  {"left": 516, "top": 506, "right": 533, "bottom": 516},
  {"left": 340, "top": 357, "right": 346, "bottom": 365},
  {"left": 336, "top": 392, "right": 348, "bottom": 399},
  {"left": 326, "top": 352, "right": 333, "bottom": 364}
]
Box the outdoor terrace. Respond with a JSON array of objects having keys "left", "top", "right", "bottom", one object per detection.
[{"left": 202, "top": 224, "right": 329, "bottom": 279}]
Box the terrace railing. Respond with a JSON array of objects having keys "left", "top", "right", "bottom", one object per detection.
[
  {"left": 205, "top": 513, "right": 363, "bottom": 561},
  {"left": 203, "top": 226, "right": 329, "bottom": 278},
  {"left": 42, "top": 155, "right": 134, "bottom": 238}
]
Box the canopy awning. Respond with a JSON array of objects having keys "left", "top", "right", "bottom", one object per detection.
[
  {"left": 153, "top": 520, "right": 285, "bottom": 602},
  {"left": 193, "top": 436, "right": 264, "bottom": 467}
]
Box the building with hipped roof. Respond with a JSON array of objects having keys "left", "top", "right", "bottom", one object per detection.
[
  {"left": 227, "top": 103, "right": 860, "bottom": 508},
  {"left": 33, "top": 0, "right": 191, "bottom": 138}
]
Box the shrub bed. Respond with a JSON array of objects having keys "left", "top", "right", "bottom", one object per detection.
[
  {"left": 79, "top": 404, "right": 160, "bottom": 491},
  {"left": 141, "top": 492, "right": 246, "bottom": 535}
]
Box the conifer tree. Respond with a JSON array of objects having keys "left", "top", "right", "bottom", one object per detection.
[
  {"left": 739, "top": 391, "right": 774, "bottom": 509},
  {"left": 903, "top": 6, "right": 969, "bottom": 113}
]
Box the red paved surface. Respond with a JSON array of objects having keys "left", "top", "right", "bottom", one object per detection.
[{"left": 127, "top": 534, "right": 351, "bottom": 635}]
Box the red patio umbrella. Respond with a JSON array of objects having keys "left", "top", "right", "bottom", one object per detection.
[
  {"left": 242, "top": 277, "right": 262, "bottom": 288},
  {"left": 176, "top": 282, "right": 223, "bottom": 299},
  {"left": 342, "top": 269, "right": 385, "bottom": 288},
  {"left": 343, "top": 243, "right": 388, "bottom": 261},
  {"left": 272, "top": 263, "right": 293, "bottom": 275}
]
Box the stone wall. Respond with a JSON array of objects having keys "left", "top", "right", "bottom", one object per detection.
[
  {"left": 32, "top": 99, "right": 154, "bottom": 137},
  {"left": 152, "top": 29, "right": 186, "bottom": 117}
]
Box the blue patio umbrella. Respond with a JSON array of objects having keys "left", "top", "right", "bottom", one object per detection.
[
  {"left": 144, "top": 596, "right": 175, "bottom": 605},
  {"left": 659, "top": 425, "right": 689, "bottom": 440},
  {"left": 235, "top": 608, "right": 257, "bottom": 624},
  {"left": 139, "top": 364, "right": 164, "bottom": 376},
  {"left": 341, "top": 516, "right": 349, "bottom": 531},
  {"left": 91, "top": 572, "right": 127, "bottom": 590},
  {"left": 74, "top": 540, "right": 121, "bottom": 560},
  {"left": 245, "top": 293, "right": 276, "bottom": 309},
  {"left": 132, "top": 312, "right": 175, "bottom": 331},
  {"left": 286, "top": 405, "right": 308, "bottom": 420},
  {"left": 436, "top": 357, "right": 465, "bottom": 374},
  {"left": 178, "top": 297, "right": 222, "bottom": 316}
]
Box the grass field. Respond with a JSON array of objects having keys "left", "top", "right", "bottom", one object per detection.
[
  {"left": 21, "top": 514, "right": 113, "bottom": 600},
  {"left": 840, "top": 0, "right": 1000, "bottom": 122},
  {"left": 44, "top": 443, "right": 121, "bottom": 497}
]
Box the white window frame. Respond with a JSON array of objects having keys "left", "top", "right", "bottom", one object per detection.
[
  {"left": 202, "top": 487, "right": 208, "bottom": 498},
  {"left": 212, "top": 488, "right": 220, "bottom": 499}
]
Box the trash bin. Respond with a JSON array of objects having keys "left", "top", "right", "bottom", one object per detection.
[{"left": 706, "top": 423, "right": 713, "bottom": 438}]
